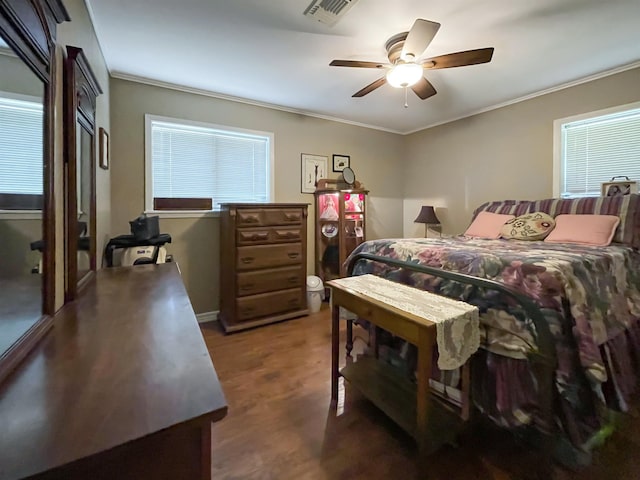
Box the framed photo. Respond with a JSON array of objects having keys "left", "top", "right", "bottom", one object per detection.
[
  {"left": 99, "top": 127, "right": 109, "bottom": 170},
  {"left": 332, "top": 154, "right": 350, "bottom": 172},
  {"left": 601, "top": 180, "right": 637, "bottom": 197},
  {"left": 301, "top": 153, "right": 327, "bottom": 193}
]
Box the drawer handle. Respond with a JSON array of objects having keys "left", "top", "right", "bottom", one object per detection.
[
  {"left": 288, "top": 299, "right": 298, "bottom": 306},
  {"left": 287, "top": 276, "right": 298, "bottom": 284},
  {"left": 241, "top": 257, "right": 255, "bottom": 264},
  {"left": 240, "top": 283, "right": 255, "bottom": 291},
  {"left": 243, "top": 216, "right": 259, "bottom": 223},
  {"left": 284, "top": 213, "right": 299, "bottom": 221},
  {"left": 287, "top": 252, "right": 299, "bottom": 259},
  {"left": 242, "top": 307, "right": 256, "bottom": 313},
  {"left": 277, "top": 231, "right": 298, "bottom": 239},
  {"left": 251, "top": 233, "right": 268, "bottom": 240}
]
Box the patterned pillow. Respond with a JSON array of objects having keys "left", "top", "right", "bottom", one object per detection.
[{"left": 500, "top": 212, "right": 555, "bottom": 240}]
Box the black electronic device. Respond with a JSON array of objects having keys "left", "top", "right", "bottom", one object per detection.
[{"left": 129, "top": 214, "right": 160, "bottom": 241}]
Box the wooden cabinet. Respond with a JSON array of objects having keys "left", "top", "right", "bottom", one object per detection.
[
  {"left": 0, "top": 264, "right": 227, "bottom": 480},
  {"left": 314, "top": 188, "right": 368, "bottom": 282},
  {"left": 220, "top": 203, "right": 309, "bottom": 332}
]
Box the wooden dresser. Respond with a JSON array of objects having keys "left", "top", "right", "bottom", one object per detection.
[
  {"left": 0, "top": 263, "right": 227, "bottom": 480},
  {"left": 220, "top": 203, "right": 309, "bottom": 332}
]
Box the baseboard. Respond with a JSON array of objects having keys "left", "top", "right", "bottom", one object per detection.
[{"left": 196, "top": 311, "right": 218, "bottom": 324}]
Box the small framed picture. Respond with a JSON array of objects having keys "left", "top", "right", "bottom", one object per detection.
[
  {"left": 601, "top": 180, "right": 637, "bottom": 197},
  {"left": 301, "top": 153, "right": 327, "bottom": 193},
  {"left": 99, "top": 127, "right": 109, "bottom": 170},
  {"left": 332, "top": 154, "right": 350, "bottom": 172}
]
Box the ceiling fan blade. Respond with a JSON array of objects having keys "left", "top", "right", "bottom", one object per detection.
[
  {"left": 330, "top": 60, "right": 389, "bottom": 69},
  {"left": 411, "top": 77, "right": 437, "bottom": 100},
  {"left": 352, "top": 77, "right": 387, "bottom": 97},
  {"left": 422, "top": 47, "right": 494, "bottom": 69},
  {"left": 401, "top": 19, "right": 441, "bottom": 61}
]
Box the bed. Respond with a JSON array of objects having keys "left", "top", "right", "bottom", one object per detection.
[{"left": 343, "top": 194, "right": 640, "bottom": 467}]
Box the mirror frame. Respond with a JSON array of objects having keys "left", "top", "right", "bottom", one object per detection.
[
  {"left": 0, "top": 0, "right": 70, "bottom": 383},
  {"left": 64, "top": 45, "right": 102, "bottom": 300}
]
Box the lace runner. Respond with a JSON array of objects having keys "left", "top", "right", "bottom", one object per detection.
[{"left": 331, "top": 274, "right": 480, "bottom": 370}]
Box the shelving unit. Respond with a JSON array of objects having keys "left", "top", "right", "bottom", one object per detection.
[{"left": 314, "top": 186, "right": 368, "bottom": 282}]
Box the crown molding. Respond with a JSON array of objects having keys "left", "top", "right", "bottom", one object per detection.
[
  {"left": 112, "top": 60, "right": 640, "bottom": 137},
  {"left": 405, "top": 60, "right": 640, "bottom": 135},
  {"left": 110, "top": 72, "right": 403, "bottom": 135}
]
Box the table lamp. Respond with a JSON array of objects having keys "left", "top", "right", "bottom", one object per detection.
[{"left": 414, "top": 206, "right": 441, "bottom": 238}]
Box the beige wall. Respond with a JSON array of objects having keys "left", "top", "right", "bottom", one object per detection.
[
  {"left": 0, "top": 220, "right": 41, "bottom": 277},
  {"left": 109, "top": 79, "right": 405, "bottom": 313},
  {"left": 0, "top": 54, "right": 43, "bottom": 95},
  {"left": 0, "top": 55, "right": 45, "bottom": 277},
  {"left": 403, "top": 66, "right": 640, "bottom": 236},
  {"left": 53, "top": 0, "right": 110, "bottom": 309}
]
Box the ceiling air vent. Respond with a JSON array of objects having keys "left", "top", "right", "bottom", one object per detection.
[{"left": 304, "top": 0, "right": 360, "bottom": 26}]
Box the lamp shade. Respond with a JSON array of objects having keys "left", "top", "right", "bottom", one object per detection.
[{"left": 414, "top": 206, "right": 440, "bottom": 224}]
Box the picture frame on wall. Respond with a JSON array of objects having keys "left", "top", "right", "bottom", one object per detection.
[
  {"left": 99, "top": 127, "right": 109, "bottom": 170},
  {"left": 332, "top": 154, "right": 350, "bottom": 172},
  {"left": 601, "top": 179, "right": 637, "bottom": 197},
  {"left": 301, "top": 153, "right": 327, "bottom": 193}
]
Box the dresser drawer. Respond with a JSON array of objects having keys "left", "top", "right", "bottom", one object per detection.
[
  {"left": 237, "top": 227, "right": 303, "bottom": 245},
  {"left": 236, "top": 209, "right": 264, "bottom": 227},
  {"left": 237, "top": 228, "right": 271, "bottom": 244},
  {"left": 236, "top": 266, "right": 303, "bottom": 296},
  {"left": 235, "top": 207, "right": 304, "bottom": 227},
  {"left": 263, "top": 208, "right": 303, "bottom": 225},
  {"left": 236, "top": 288, "right": 303, "bottom": 321},
  {"left": 236, "top": 243, "right": 303, "bottom": 270}
]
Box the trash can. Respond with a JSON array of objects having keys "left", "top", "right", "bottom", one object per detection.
[{"left": 306, "top": 275, "right": 324, "bottom": 313}]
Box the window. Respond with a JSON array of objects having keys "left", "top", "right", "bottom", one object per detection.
[
  {"left": 145, "top": 115, "right": 273, "bottom": 215},
  {"left": 0, "top": 93, "right": 43, "bottom": 210},
  {"left": 554, "top": 101, "right": 640, "bottom": 198}
]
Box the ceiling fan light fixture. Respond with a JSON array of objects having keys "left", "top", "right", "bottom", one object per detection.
[{"left": 385, "top": 62, "right": 423, "bottom": 88}]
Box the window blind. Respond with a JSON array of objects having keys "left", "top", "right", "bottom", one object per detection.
[
  {"left": 150, "top": 120, "right": 269, "bottom": 210},
  {"left": 0, "top": 97, "right": 43, "bottom": 203},
  {"left": 561, "top": 107, "right": 640, "bottom": 197}
]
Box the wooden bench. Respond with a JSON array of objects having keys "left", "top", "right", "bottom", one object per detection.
[{"left": 328, "top": 274, "right": 479, "bottom": 453}]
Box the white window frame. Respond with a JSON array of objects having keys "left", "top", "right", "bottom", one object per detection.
[
  {"left": 144, "top": 114, "right": 275, "bottom": 218},
  {"left": 0, "top": 90, "right": 43, "bottom": 220},
  {"left": 553, "top": 100, "right": 640, "bottom": 198}
]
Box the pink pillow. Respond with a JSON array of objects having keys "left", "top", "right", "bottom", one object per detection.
[
  {"left": 544, "top": 214, "right": 620, "bottom": 246},
  {"left": 464, "top": 211, "right": 515, "bottom": 239}
]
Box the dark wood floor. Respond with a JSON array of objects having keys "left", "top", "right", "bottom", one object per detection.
[{"left": 203, "top": 306, "right": 640, "bottom": 480}]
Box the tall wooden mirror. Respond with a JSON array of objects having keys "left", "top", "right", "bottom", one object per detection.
[
  {"left": 64, "top": 46, "right": 101, "bottom": 300},
  {"left": 0, "top": 0, "right": 69, "bottom": 383}
]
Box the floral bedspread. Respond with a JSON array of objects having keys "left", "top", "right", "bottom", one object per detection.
[{"left": 348, "top": 236, "right": 640, "bottom": 390}]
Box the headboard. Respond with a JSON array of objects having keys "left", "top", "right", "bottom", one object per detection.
[{"left": 472, "top": 194, "right": 640, "bottom": 248}]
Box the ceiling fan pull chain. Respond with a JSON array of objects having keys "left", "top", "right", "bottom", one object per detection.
[{"left": 404, "top": 86, "right": 409, "bottom": 108}]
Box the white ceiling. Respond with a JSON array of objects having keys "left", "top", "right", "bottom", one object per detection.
[{"left": 86, "top": 0, "right": 640, "bottom": 134}]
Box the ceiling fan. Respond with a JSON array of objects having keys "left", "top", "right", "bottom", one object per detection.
[{"left": 330, "top": 19, "right": 494, "bottom": 101}]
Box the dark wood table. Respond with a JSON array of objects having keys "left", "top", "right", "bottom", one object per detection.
[{"left": 0, "top": 263, "right": 227, "bottom": 480}]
